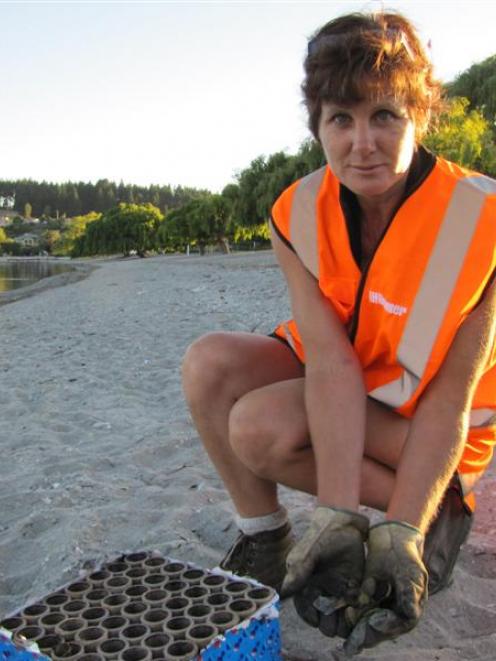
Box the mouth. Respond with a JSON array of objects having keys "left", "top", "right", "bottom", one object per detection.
[{"left": 350, "top": 164, "right": 385, "bottom": 172}]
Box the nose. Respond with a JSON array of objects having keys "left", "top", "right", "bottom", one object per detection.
[{"left": 351, "top": 120, "right": 376, "bottom": 156}]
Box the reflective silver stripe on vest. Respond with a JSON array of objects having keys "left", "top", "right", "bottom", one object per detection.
[
  {"left": 470, "top": 408, "right": 496, "bottom": 427},
  {"left": 465, "top": 175, "right": 496, "bottom": 195},
  {"left": 290, "top": 167, "right": 326, "bottom": 278},
  {"left": 369, "top": 175, "right": 492, "bottom": 407}
]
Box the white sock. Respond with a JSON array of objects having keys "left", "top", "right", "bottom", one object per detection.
[{"left": 235, "top": 506, "right": 289, "bottom": 536}]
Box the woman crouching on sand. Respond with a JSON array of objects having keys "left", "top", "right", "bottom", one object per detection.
[{"left": 182, "top": 10, "right": 496, "bottom": 655}]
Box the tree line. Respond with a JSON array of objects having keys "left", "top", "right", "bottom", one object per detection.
[
  {"left": 0, "top": 179, "right": 208, "bottom": 220},
  {"left": 1, "top": 54, "right": 495, "bottom": 258}
]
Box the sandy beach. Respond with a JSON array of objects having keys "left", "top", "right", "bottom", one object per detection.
[{"left": 0, "top": 252, "right": 495, "bottom": 660}]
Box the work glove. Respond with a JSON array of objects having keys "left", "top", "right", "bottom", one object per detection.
[
  {"left": 344, "top": 521, "right": 428, "bottom": 656},
  {"left": 281, "top": 506, "right": 369, "bottom": 638}
]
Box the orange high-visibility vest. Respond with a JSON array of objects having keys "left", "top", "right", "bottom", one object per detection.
[{"left": 271, "top": 157, "right": 496, "bottom": 479}]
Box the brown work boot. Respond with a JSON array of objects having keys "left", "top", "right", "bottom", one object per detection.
[{"left": 219, "top": 522, "right": 293, "bottom": 593}]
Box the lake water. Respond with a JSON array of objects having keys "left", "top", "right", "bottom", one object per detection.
[{"left": 0, "top": 261, "right": 74, "bottom": 292}]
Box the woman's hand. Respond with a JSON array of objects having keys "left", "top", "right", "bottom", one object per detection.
[
  {"left": 282, "top": 506, "right": 369, "bottom": 638},
  {"left": 344, "top": 521, "right": 427, "bottom": 655}
]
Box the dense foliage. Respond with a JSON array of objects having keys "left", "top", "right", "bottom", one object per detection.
[
  {"left": 424, "top": 97, "right": 496, "bottom": 175},
  {"left": 0, "top": 179, "right": 207, "bottom": 219},
  {"left": 447, "top": 55, "right": 496, "bottom": 133}
]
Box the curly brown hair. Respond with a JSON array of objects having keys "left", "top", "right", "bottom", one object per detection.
[{"left": 303, "top": 12, "right": 442, "bottom": 141}]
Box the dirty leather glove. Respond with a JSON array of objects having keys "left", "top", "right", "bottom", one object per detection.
[
  {"left": 344, "top": 521, "right": 428, "bottom": 656},
  {"left": 281, "top": 506, "right": 369, "bottom": 638}
]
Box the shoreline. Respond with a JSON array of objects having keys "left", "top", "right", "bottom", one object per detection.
[{"left": 0, "top": 259, "right": 97, "bottom": 307}]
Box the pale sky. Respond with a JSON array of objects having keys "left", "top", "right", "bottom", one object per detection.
[{"left": 2, "top": 0, "right": 496, "bottom": 193}]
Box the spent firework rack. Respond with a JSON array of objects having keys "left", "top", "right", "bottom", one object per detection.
[{"left": 0, "top": 551, "right": 281, "bottom": 660}]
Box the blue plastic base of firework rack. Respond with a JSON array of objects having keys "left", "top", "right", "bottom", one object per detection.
[
  {"left": 0, "top": 630, "right": 50, "bottom": 661},
  {"left": 201, "top": 599, "right": 281, "bottom": 660}
]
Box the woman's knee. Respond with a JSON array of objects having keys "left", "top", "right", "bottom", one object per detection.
[
  {"left": 228, "top": 393, "right": 301, "bottom": 479},
  {"left": 182, "top": 332, "right": 237, "bottom": 405}
]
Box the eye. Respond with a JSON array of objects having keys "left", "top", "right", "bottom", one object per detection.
[
  {"left": 374, "top": 109, "right": 399, "bottom": 122},
  {"left": 329, "top": 112, "right": 352, "bottom": 127}
]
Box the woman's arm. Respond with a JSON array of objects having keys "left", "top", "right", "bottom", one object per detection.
[
  {"left": 271, "top": 226, "right": 366, "bottom": 510},
  {"left": 387, "top": 277, "right": 496, "bottom": 533}
]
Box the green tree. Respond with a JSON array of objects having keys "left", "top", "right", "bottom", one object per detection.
[
  {"left": 53, "top": 211, "right": 101, "bottom": 256},
  {"left": 424, "top": 97, "right": 496, "bottom": 174},
  {"left": 24, "top": 202, "right": 32, "bottom": 219},
  {"left": 447, "top": 55, "right": 496, "bottom": 131},
  {"left": 72, "top": 203, "right": 164, "bottom": 257},
  {"left": 42, "top": 230, "right": 61, "bottom": 254}
]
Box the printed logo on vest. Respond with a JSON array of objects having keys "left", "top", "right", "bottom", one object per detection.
[{"left": 369, "top": 290, "right": 408, "bottom": 316}]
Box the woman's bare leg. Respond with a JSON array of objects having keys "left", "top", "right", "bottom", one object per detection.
[
  {"left": 182, "top": 332, "right": 304, "bottom": 517},
  {"left": 228, "top": 376, "right": 411, "bottom": 511}
]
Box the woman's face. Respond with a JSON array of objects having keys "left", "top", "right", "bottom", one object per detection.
[{"left": 318, "top": 98, "right": 416, "bottom": 201}]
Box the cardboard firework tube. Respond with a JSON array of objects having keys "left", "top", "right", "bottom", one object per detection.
[
  {"left": 142, "top": 609, "right": 169, "bottom": 633},
  {"left": 181, "top": 568, "right": 206, "bottom": 585},
  {"left": 0, "top": 616, "right": 24, "bottom": 633},
  {"left": 103, "top": 593, "right": 130, "bottom": 614},
  {"left": 200, "top": 574, "right": 227, "bottom": 593},
  {"left": 225, "top": 580, "right": 250, "bottom": 597},
  {"left": 125, "top": 568, "right": 148, "bottom": 585},
  {"left": 143, "top": 574, "right": 166, "bottom": 589},
  {"left": 122, "top": 601, "right": 148, "bottom": 623},
  {"left": 98, "top": 637, "right": 129, "bottom": 660},
  {"left": 37, "top": 633, "right": 63, "bottom": 654},
  {"left": 143, "top": 589, "right": 168, "bottom": 609},
  {"left": 162, "top": 562, "right": 186, "bottom": 579},
  {"left": 75, "top": 625, "right": 107, "bottom": 652},
  {"left": 40, "top": 612, "right": 65, "bottom": 629},
  {"left": 88, "top": 569, "right": 111, "bottom": 586},
  {"left": 51, "top": 641, "right": 82, "bottom": 660},
  {"left": 81, "top": 606, "right": 109, "bottom": 627},
  {"left": 186, "top": 623, "right": 218, "bottom": 649},
  {"left": 85, "top": 588, "right": 108, "bottom": 606},
  {"left": 204, "top": 592, "right": 230, "bottom": 611},
  {"left": 230, "top": 598, "right": 256, "bottom": 619},
  {"left": 143, "top": 557, "right": 166, "bottom": 572},
  {"left": 164, "top": 640, "right": 198, "bottom": 660},
  {"left": 163, "top": 616, "right": 192, "bottom": 640},
  {"left": 118, "top": 645, "right": 152, "bottom": 661},
  {"left": 104, "top": 561, "right": 128, "bottom": 575},
  {"left": 209, "top": 610, "right": 239, "bottom": 633},
  {"left": 104, "top": 575, "right": 132, "bottom": 593},
  {"left": 164, "top": 597, "right": 190, "bottom": 616},
  {"left": 101, "top": 615, "right": 128, "bottom": 639},
  {"left": 183, "top": 586, "right": 208, "bottom": 604},
  {"left": 121, "top": 552, "right": 149, "bottom": 566},
  {"left": 78, "top": 655, "right": 102, "bottom": 661},
  {"left": 55, "top": 617, "right": 86, "bottom": 642},
  {"left": 246, "top": 586, "right": 276, "bottom": 607},
  {"left": 185, "top": 603, "right": 213, "bottom": 624},
  {"left": 13, "top": 625, "right": 45, "bottom": 644},
  {"left": 122, "top": 623, "right": 149, "bottom": 646},
  {"left": 143, "top": 632, "right": 171, "bottom": 659},
  {"left": 61, "top": 599, "right": 87, "bottom": 618},
  {"left": 22, "top": 603, "right": 49, "bottom": 623},
  {"left": 163, "top": 580, "right": 187, "bottom": 596},
  {"left": 66, "top": 580, "right": 91, "bottom": 598},
  {"left": 125, "top": 585, "right": 148, "bottom": 601},
  {"left": 43, "top": 592, "right": 70, "bottom": 611}
]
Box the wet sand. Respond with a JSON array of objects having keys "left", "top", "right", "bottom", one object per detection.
[{"left": 0, "top": 252, "right": 494, "bottom": 659}]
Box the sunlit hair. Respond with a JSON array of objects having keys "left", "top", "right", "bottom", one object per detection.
[{"left": 303, "top": 12, "right": 442, "bottom": 141}]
